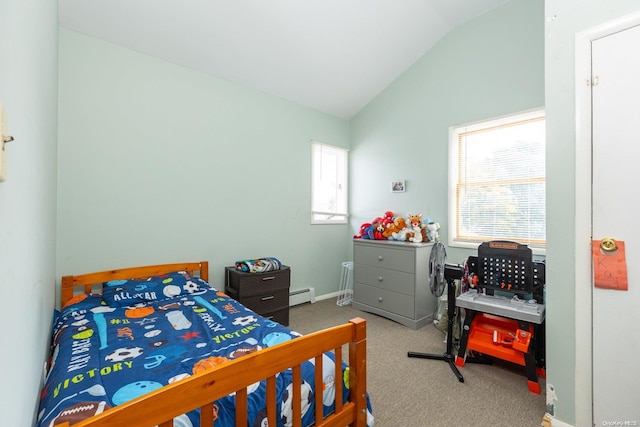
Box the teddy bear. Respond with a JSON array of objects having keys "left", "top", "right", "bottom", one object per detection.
[
  {"left": 390, "top": 217, "right": 409, "bottom": 241},
  {"left": 380, "top": 215, "right": 401, "bottom": 239},
  {"left": 382, "top": 222, "right": 396, "bottom": 239}
]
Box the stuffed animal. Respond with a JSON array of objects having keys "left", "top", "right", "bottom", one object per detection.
[
  {"left": 393, "top": 228, "right": 410, "bottom": 241},
  {"left": 355, "top": 212, "right": 419, "bottom": 241},
  {"left": 409, "top": 224, "right": 423, "bottom": 242},
  {"left": 382, "top": 222, "right": 396, "bottom": 239},
  {"left": 380, "top": 212, "right": 394, "bottom": 239},
  {"left": 354, "top": 223, "right": 371, "bottom": 239},
  {"left": 390, "top": 217, "right": 408, "bottom": 241},
  {"left": 426, "top": 222, "right": 440, "bottom": 242},
  {"left": 381, "top": 216, "right": 402, "bottom": 240},
  {"left": 373, "top": 222, "right": 385, "bottom": 240},
  {"left": 405, "top": 213, "right": 428, "bottom": 243},
  {"left": 364, "top": 223, "right": 376, "bottom": 239}
]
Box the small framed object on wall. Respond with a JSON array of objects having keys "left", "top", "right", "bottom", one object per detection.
[{"left": 391, "top": 180, "right": 405, "bottom": 193}]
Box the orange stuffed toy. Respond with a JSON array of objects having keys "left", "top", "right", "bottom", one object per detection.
[{"left": 385, "top": 216, "right": 407, "bottom": 240}]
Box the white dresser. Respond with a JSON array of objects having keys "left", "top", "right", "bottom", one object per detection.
[{"left": 352, "top": 239, "right": 435, "bottom": 329}]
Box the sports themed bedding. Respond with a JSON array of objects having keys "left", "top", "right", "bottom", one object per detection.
[{"left": 37, "top": 271, "right": 374, "bottom": 427}]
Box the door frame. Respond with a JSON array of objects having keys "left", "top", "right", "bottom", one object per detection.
[{"left": 574, "top": 10, "right": 640, "bottom": 427}]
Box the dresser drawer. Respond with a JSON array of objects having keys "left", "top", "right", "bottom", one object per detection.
[
  {"left": 353, "top": 282, "right": 414, "bottom": 318},
  {"left": 225, "top": 266, "right": 290, "bottom": 297},
  {"left": 354, "top": 244, "right": 414, "bottom": 272},
  {"left": 354, "top": 265, "right": 415, "bottom": 296}
]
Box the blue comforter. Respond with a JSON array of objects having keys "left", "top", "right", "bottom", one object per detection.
[{"left": 37, "top": 275, "right": 372, "bottom": 427}]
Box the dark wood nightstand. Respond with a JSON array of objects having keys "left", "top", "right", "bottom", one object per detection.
[{"left": 224, "top": 266, "right": 290, "bottom": 326}]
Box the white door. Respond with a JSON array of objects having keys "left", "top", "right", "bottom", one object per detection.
[{"left": 592, "top": 23, "right": 640, "bottom": 425}]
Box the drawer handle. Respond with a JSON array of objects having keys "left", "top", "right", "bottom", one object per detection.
[
  {"left": 378, "top": 276, "right": 383, "bottom": 282},
  {"left": 266, "top": 315, "right": 274, "bottom": 319},
  {"left": 261, "top": 295, "right": 275, "bottom": 301},
  {"left": 378, "top": 297, "right": 383, "bottom": 302},
  {"left": 378, "top": 256, "right": 383, "bottom": 261},
  {"left": 262, "top": 276, "right": 276, "bottom": 281}
]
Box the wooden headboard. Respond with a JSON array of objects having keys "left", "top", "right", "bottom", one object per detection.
[{"left": 60, "top": 261, "right": 209, "bottom": 307}]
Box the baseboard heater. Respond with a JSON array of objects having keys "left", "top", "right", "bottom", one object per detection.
[{"left": 289, "top": 287, "right": 316, "bottom": 306}]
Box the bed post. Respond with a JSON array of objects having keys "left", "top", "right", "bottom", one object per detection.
[
  {"left": 199, "top": 261, "right": 209, "bottom": 282},
  {"left": 60, "top": 275, "right": 74, "bottom": 308},
  {"left": 348, "top": 317, "right": 367, "bottom": 427}
]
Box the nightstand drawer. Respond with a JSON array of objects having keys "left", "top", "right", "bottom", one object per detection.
[
  {"left": 353, "top": 282, "right": 414, "bottom": 318},
  {"left": 353, "top": 265, "right": 415, "bottom": 296},
  {"left": 225, "top": 266, "right": 290, "bottom": 297},
  {"left": 228, "top": 289, "right": 289, "bottom": 314},
  {"left": 354, "top": 244, "right": 414, "bottom": 272},
  {"left": 262, "top": 308, "right": 289, "bottom": 326}
]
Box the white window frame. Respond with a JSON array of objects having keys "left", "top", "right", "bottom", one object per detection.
[
  {"left": 311, "top": 141, "right": 348, "bottom": 224},
  {"left": 448, "top": 108, "right": 546, "bottom": 254}
]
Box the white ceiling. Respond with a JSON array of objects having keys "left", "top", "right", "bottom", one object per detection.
[{"left": 58, "top": 0, "right": 509, "bottom": 119}]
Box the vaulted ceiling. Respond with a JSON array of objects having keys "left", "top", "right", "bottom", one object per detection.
[{"left": 59, "top": 0, "right": 509, "bottom": 119}]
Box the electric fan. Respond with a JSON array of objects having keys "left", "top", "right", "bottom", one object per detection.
[
  {"left": 408, "top": 242, "right": 466, "bottom": 382},
  {"left": 428, "top": 242, "right": 447, "bottom": 298}
]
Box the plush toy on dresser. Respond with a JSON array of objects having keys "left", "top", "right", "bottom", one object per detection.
[
  {"left": 426, "top": 221, "right": 440, "bottom": 242},
  {"left": 405, "top": 213, "right": 428, "bottom": 243},
  {"left": 355, "top": 211, "right": 438, "bottom": 243},
  {"left": 389, "top": 217, "right": 408, "bottom": 241}
]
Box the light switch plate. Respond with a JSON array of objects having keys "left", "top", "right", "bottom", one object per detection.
[{"left": 0, "top": 102, "right": 6, "bottom": 182}]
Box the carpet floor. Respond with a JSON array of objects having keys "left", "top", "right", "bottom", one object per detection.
[{"left": 288, "top": 298, "right": 546, "bottom": 427}]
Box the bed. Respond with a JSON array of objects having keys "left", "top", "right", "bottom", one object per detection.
[{"left": 37, "top": 261, "right": 373, "bottom": 427}]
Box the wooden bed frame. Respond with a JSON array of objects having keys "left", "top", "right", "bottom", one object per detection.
[{"left": 56, "top": 261, "right": 368, "bottom": 427}]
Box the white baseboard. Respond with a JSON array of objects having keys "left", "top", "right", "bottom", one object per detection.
[
  {"left": 315, "top": 291, "right": 340, "bottom": 301},
  {"left": 290, "top": 290, "right": 351, "bottom": 305},
  {"left": 289, "top": 287, "right": 316, "bottom": 306}
]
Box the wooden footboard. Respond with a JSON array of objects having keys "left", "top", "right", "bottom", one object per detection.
[{"left": 59, "top": 317, "right": 367, "bottom": 427}]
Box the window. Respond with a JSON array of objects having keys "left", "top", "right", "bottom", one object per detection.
[
  {"left": 448, "top": 109, "right": 545, "bottom": 251},
  {"left": 311, "top": 141, "right": 348, "bottom": 224}
]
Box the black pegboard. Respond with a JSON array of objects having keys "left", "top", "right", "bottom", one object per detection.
[{"left": 469, "top": 241, "right": 543, "bottom": 294}]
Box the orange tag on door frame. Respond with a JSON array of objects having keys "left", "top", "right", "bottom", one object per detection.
[{"left": 592, "top": 239, "right": 628, "bottom": 291}]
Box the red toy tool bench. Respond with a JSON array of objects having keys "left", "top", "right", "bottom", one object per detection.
[{"left": 454, "top": 241, "right": 546, "bottom": 394}]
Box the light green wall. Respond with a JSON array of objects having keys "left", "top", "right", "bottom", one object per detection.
[
  {"left": 13, "top": 1, "right": 639, "bottom": 425},
  {"left": 0, "top": 0, "right": 58, "bottom": 425},
  {"left": 545, "top": 1, "right": 640, "bottom": 425},
  {"left": 350, "top": 0, "right": 544, "bottom": 265},
  {"left": 57, "top": 29, "right": 351, "bottom": 298}
]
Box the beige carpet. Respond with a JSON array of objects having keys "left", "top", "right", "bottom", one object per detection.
[{"left": 289, "top": 298, "right": 545, "bottom": 427}]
